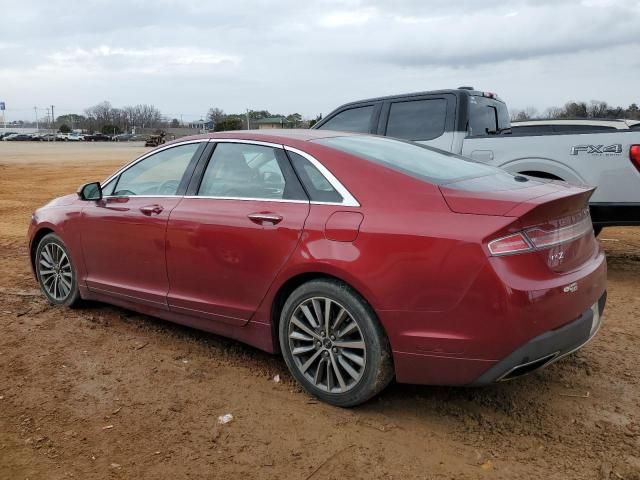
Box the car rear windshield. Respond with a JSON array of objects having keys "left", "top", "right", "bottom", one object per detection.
[{"left": 312, "top": 135, "right": 501, "bottom": 184}]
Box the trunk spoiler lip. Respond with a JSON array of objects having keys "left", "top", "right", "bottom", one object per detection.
[
  {"left": 438, "top": 177, "right": 595, "bottom": 217},
  {"left": 503, "top": 186, "right": 596, "bottom": 218}
]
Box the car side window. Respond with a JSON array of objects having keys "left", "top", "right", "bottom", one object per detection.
[
  {"left": 287, "top": 151, "right": 343, "bottom": 203},
  {"left": 318, "top": 106, "right": 374, "bottom": 133},
  {"left": 385, "top": 99, "right": 447, "bottom": 141},
  {"left": 198, "top": 143, "right": 306, "bottom": 200},
  {"left": 112, "top": 143, "right": 200, "bottom": 196}
]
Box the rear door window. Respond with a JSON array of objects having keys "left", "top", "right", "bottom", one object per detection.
[
  {"left": 385, "top": 98, "right": 447, "bottom": 141},
  {"left": 317, "top": 105, "right": 374, "bottom": 133},
  {"left": 198, "top": 143, "right": 306, "bottom": 200}
]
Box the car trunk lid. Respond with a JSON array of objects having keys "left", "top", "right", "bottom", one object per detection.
[{"left": 439, "top": 173, "right": 597, "bottom": 273}]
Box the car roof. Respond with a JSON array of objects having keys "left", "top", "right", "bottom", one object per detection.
[{"left": 169, "top": 129, "right": 359, "bottom": 146}]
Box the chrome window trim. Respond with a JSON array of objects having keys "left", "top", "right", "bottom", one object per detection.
[
  {"left": 283, "top": 146, "right": 360, "bottom": 207},
  {"left": 206, "top": 138, "right": 284, "bottom": 149},
  {"left": 101, "top": 139, "right": 209, "bottom": 186},
  {"left": 183, "top": 195, "right": 309, "bottom": 204},
  {"left": 99, "top": 138, "right": 360, "bottom": 208},
  {"left": 102, "top": 194, "right": 182, "bottom": 199}
]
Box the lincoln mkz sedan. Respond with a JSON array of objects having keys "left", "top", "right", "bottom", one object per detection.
[{"left": 29, "top": 130, "right": 607, "bottom": 406}]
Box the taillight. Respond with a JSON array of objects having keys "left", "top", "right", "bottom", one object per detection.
[
  {"left": 525, "top": 216, "right": 593, "bottom": 249},
  {"left": 631, "top": 145, "right": 640, "bottom": 172},
  {"left": 488, "top": 215, "right": 593, "bottom": 256},
  {"left": 488, "top": 233, "right": 532, "bottom": 255}
]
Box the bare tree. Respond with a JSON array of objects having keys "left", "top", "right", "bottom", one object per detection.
[
  {"left": 587, "top": 100, "right": 609, "bottom": 118},
  {"left": 510, "top": 106, "right": 539, "bottom": 121},
  {"left": 207, "top": 108, "right": 226, "bottom": 127}
]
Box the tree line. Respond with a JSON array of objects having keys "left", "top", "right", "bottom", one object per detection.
[
  {"left": 206, "top": 108, "right": 322, "bottom": 131},
  {"left": 511, "top": 100, "right": 640, "bottom": 122},
  {"left": 55, "top": 101, "right": 165, "bottom": 135},
  {"left": 51, "top": 101, "right": 322, "bottom": 134}
]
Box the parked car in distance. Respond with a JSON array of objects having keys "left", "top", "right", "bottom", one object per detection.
[
  {"left": 511, "top": 118, "right": 640, "bottom": 135},
  {"left": 0, "top": 132, "right": 18, "bottom": 140},
  {"left": 113, "top": 133, "right": 135, "bottom": 142},
  {"left": 313, "top": 88, "right": 640, "bottom": 233},
  {"left": 66, "top": 133, "right": 85, "bottom": 141},
  {"left": 38, "top": 133, "right": 57, "bottom": 141},
  {"left": 85, "top": 133, "right": 112, "bottom": 142},
  {"left": 4, "top": 133, "right": 32, "bottom": 141},
  {"left": 29, "top": 130, "right": 607, "bottom": 406}
]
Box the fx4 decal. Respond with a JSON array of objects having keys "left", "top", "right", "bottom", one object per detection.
[{"left": 570, "top": 144, "right": 622, "bottom": 155}]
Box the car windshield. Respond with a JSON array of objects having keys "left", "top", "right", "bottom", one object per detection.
[{"left": 312, "top": 135, "right": 502, "bottom": 184}]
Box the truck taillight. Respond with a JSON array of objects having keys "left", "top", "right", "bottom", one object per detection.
[
  {"left": 488, "top": 215, "right": 593, "bottom": 256},
  {"left": 631, "top": 145, "right": 640, "bottom": 172}
]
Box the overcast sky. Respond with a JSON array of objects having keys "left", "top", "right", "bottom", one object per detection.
[{"left": 1, "top": 0, "right": 639, "bottom": 122}]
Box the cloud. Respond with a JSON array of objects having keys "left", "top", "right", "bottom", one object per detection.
[
  {"left": 43, "top": 46, "right": 241, "bottom": 75},
  {"left": 0, "top": 0, "right": 638, "bottom": 119},
  {"left": 318, "top": 8, "right": 378, "bottom": 27}
]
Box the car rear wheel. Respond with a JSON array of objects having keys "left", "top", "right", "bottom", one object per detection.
[
  {"left": 279, "top": 279, "right": 393, "bottom": 407},
  {"left": 35, "top": 233, "right": 80, "bottom": 307}
]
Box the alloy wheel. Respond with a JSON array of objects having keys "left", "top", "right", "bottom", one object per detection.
[
  {"left": 287, "top": 297, "right": 366, "bottom": 393},
  {"left": 38, "top": 242, "right": 73, "bottom": 301}
]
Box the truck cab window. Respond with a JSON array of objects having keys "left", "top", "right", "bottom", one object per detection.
[
  {"left": 468, "top": 96, "right": 510, "bottom": 136},
  {"left": 317, "top": 105, "right": 374, "bottom": 133},
  {"left": 385, "top": 99, "right": 447, "bottom": 141}
]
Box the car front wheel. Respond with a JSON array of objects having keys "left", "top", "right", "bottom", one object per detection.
[
  {"left": 35, "top": 233, "right": 81, "bottom": 307},
  {"left": 279, "top": 279, "right": 393, "bottom": 407}
]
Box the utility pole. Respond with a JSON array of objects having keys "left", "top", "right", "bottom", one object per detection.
[
  {"left": 34, "top": 107, "right": 39, "bottom": 131},
  {"left": 246, "top": 109, "right": 250, "bottom": 130},
  {"left": 51, "top": 105, "right": 56, "bottom": 140},
  {"left": 1, "top": 102, "right": 6, "bottom": 135}
]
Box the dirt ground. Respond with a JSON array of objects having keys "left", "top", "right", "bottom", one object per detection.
[{"left": 0, "top": 141, "right": 638, "bottom": 480}]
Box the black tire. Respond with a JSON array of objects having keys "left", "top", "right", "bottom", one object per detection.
[
  {"left": 593, "top": 225, "right": 603, "bottom": 237},
  {"left": 279, "top": 279, "right": 393, "bottom": 407},
  {"left": 35, "top": 233, "right": 81, "bottom": 307}
]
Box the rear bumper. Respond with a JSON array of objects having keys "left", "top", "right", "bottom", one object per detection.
[
  {"left": 590, "top": 202, "right": 640, "bottom": 227},
  {"left": 392, "top": 292, "right": 606, "bottom": 386},
  {"left": 469, "top": 291, "right": 606, "bottom": 385}
]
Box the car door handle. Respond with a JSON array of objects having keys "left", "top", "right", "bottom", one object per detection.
[
  {"left": 247, "top": 212, "right": 283, "bottom": 225},
  {"left": 139, "top": 204, "right": 164, "bottom": 216}
]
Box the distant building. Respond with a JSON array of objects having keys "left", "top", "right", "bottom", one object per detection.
[
  {"left": 254, "top": 116, "right": 288, "bottom": 129},
  {"left": 188, "top": 119, "right": 214, "bottom": 131}
]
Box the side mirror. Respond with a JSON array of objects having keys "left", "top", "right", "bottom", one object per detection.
[{"left": 78, "top": 182, "right": 102, "bottom": 201}]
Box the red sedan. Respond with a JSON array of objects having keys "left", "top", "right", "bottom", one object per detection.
[{"left": 29, "top": 130, "right": 607, "bottom": 406}]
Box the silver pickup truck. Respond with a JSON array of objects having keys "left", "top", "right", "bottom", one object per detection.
[{"left": 312, "top": 87, "right": 640, "bottom": 232}]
